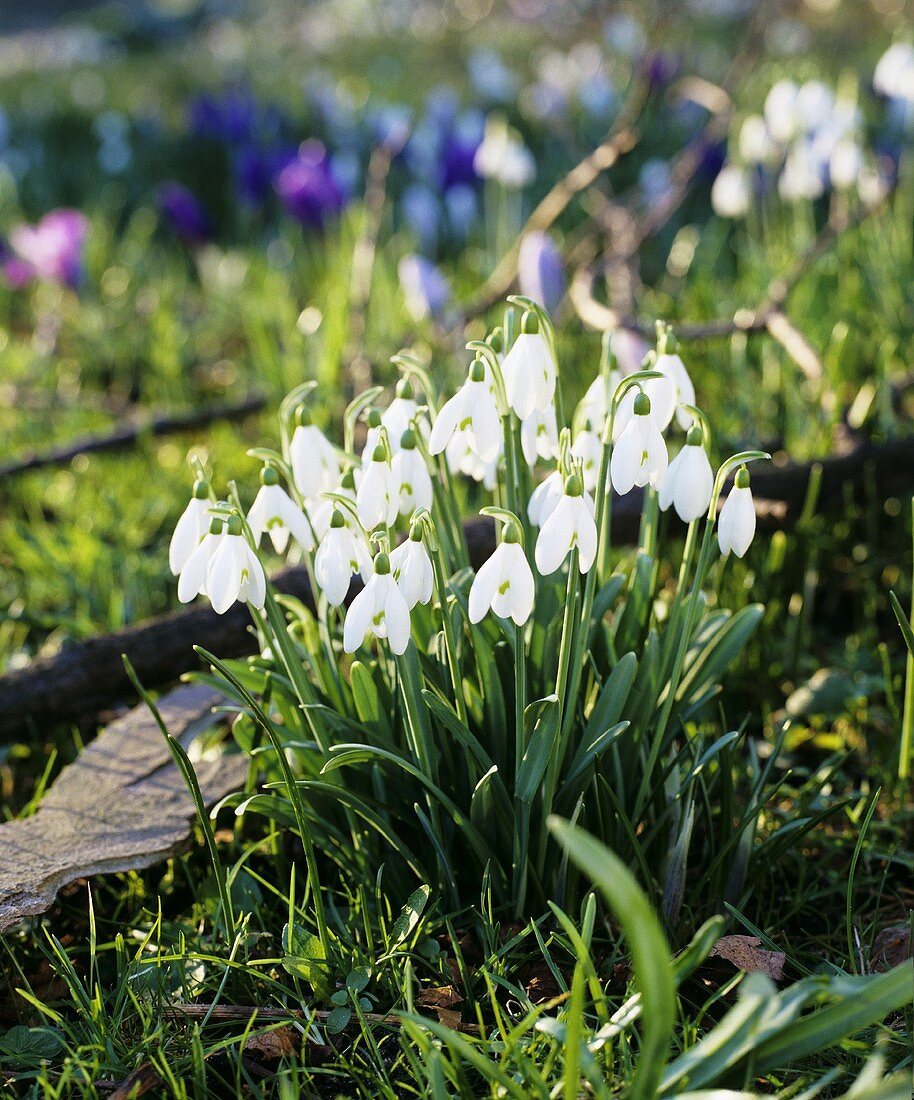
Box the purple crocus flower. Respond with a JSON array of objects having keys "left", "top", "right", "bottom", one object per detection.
[
  {"left": 158, "top": 184, "right": 213, "bottom": 246},
  {"left": 6, "top": 209, "right": 88, "bottom": 288},
  {"left": 398, "top": 254, "right": 450, "bottom": 323},
  {"left": 642, "top": 50, "right": 680, "bottom": 92},
  {"left": 518, "top": 232, "right": 565, "bottom": 314},
  {"left": 188, "top": 90, "right": 258, "bottom": 146},
  {"left": 233, "top": 145, "right": 296, "bottom": 207},
  {"left": 274, "top": 141, "right": 346, "bottom": 229}
]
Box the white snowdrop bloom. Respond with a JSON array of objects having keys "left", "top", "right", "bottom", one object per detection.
[
  {"left": 535, "top": 475, "right": 598, "bottom": 575},
  {"left": 612, "top": 367, "right": 676, "bottom": 440},
  {"left": 521, "top": 404, "right": 559, "bottom": 466},
  {"left": 658, "top": 428, "right": 714, "bottom": 522},
  {"left": 389, "top": 531, "right": 433, "bottom": 608},
  {"left": 656, "top": 349, "right": 697, "bottom": 430},
  {"left": 528, "top": 469, "right": 565, "bottom": 527},
  {"left": 764, "top": 80, "right": 800, "bottom": 144},
  {"left": 357, "top": 445, "right": 399, "bottom": 529},
  {"left": 169, "top": 480, "right": 211, "bottom": 575},
  {"left": 429, "top": 359, "right": 501, "bottom": 464},
  {"left": 711, "top": 164, "right": 751, "bottom": 218},
  {"left": 610, "top": 391, "right": 668, "bottom": 495},
  {"left": 360, "top": 409, "right": 384, "bottom": 470},
  {"left": 315, "top": 508, "right": 373, "bottom": 606},
  {"left": 469, "top": 526, "right": 535, "bottom": 625},
  {"left": 578, "top": 370, "right": 620, "bottom": 432},
  {"left": 501, "top": 314, "right": 557, "bottom": 420},
  {"left": 474, "top": 117, "right": 535, "bottom": 188},
  {"left": 204, "top": 517, "right": 267, "bottom": 615},
  {"left": 796, "top": 81, "right": 833, "bottom": 132},
  {"left": 829, "top": 138, "right": 863, "bottom": 190},
  {"left": 779, "top": 142, "right": 825, "bottom": 202},
  {"left": 718, "top": 468, "right": 756, "bottom": 558},
  {"left": 571, "top": 426, "right": 603, "bottom": 492},
  {"left": 382, "top": 379, "right": 426, "bottom": 452},
  {"left": 858, "top": 164, "right": 891, "bottom": 209},
  {"left": 391, "top": 429, "right": 433, "bottom": 516},
  {"left": 343, "top": 553, "right": 411, "bottom": 655},
  {"left": 738, "top": 115, "right": 776, "bottom": 165},
  {"left": 874, "top": 42, "right": 914, "bottom": 102},
  {"left": 247, "top": 467, "right": 315, "bottom": 554},
  {"left": 290, "top": 414, "right": 340, "bottom": 503},
  {"left": 177, "top": 521, "right": 222, "bottom": 604}
]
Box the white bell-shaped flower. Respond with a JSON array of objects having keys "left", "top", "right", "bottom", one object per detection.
[
  {"left": 658, "top": 427, "right": 714, "bottom": 522},
  {"left": 429, "top": 359, "right": 501, "bottom": 463},
  {"left": 469, "top": 525, "right": 535, "bottom": 625},
  {"left": 177, "top": 518, "right": 222, "bottom": 604},
  {"left": 613, "top": 372, "right": 675, "bottom": 438},
  {"left": 535, "top": 474, "right": 598, "bottom": 575},
  {"left": 247, "top": 466, "right": 315, "bottom": 554},
  {"left": 391, "top": 430, "right": 433, "bottom": 516},
  {"left": 711, "top": 164, "right": 751, "bottom": 219},
  {"left": 528, "top": 469, "right": 565, "bottom": 527},
  {"left": 655, "top": 342, "right": 696, "bottom": 431},
  {"left": 520, "top": 404, "right": 559, "bottom": 466},
  {"left": 571, "top": 425, "right": 603, "bottom": 493},
  {"left": 343, "top": 552, "right": 411, "bottom": 655},
  {"left": 169, "top": 480, "right": 211, "bottom": 575},
  {"left": 610, "top": 390, "right": 668, "bottom": 495},
  {"left": 578, "top": 371, "right": 620, "bottom": 434},
  {"left": 307, "top": 467, "right": 357, "bottom": 543},
  {"left": 357, "top": 444, "right": 399, "bottom": 529},
  {"left": 390, "top": 530, "right": 434, "bottom": 609},
  {"left": 718, "top": 467, "right": 756, "bottom": 558},
  {"left": 501, "top": 313, "right": 556, "bottom": 420},
  {"left": 382, "top": 378, "right": 426, "bottom": 452},
  {"left": 204, "top": 516, "right": 267, "bottom": 615},
  {"left": 360, "top": 409, "right": 384, "bottom": 469},
  {"left": 315, "top": 508, "right": 373, "bottom": 606},
  {"left": 446, "top": 427, "right": 502, "bottom": 489},
  {"left": 290, "top": 412, "right": 340, "bottom": 503}
]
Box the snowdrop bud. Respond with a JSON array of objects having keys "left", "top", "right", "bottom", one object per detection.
[
  {"left": 711, "top": 164, "right": 751, "bottom": 218},
  {"left": 535, "top": 474, "right": 598, "bottom": 575},
  {"left": 315, "top": 507, "right": 373, "bottom": 606},
  {"left": 658, "top": 426, "right": 714, "bottom": 522},
  {"left": 343, "top": 551, "right": 411, "bottom": 654},
  {"left": 428, "top": 359, "right": 501, "bottom": 463},
  {"left": 357, "top": 444, "right": 399, "bottom": 529},
  {"left": 247, "top": 466, "right": 315, "bottom": 555},
  {"left": 390, "top": 526, "right": 434, "bottom": 608},
  {"left": 501, "top": 311, "right": 557, "bottom": 420},
  {"left": 610, "top": 391, "right": 668, "bottom": 495},
  {"left": 290, "top": 408, "right": 340, "bottom": 503},
  {"left": 169, "top": 479, "right": 211, "bottom": 575},
  {"left": 392, "top": 429, "right": 433, "bottom": 515},
  {"left": 205, "top": 515, "right": 267, "bottom": 615},
  {"left": 469, "top": 522, "right": 535, "bottom": 626},
  {"left": 718, "top": 466, "right": 756, "bottom": 558}
]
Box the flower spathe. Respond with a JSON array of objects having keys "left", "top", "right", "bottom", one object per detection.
[
  {"left": 500, "top": 315, "right": 556, "bottom": 421},
  {"left": 469, "top": 528, "right": 535, "bottom": 625},
  {"left": 610, "top": 392, "right": 668, "bottom": 495},
  {"left": 343, "top": 553, "right": 411, "bottom": 655},
  {"left": 247, "top": 466, "right": 315, "bottom": 554},
  {"left": 315, "top": 508, "right": 373, "bottom": 606},
  {"left": 659, "top": 430, "right": 714, "bottom": 522},
  {"left": 718, "top": 468, "right": 756, "bottom": 558},
  {"left": 428, "top": 359, "right": 501, "bottom": 463},
  {"left": 169, "top": 480, "right": 211, "bottom": 575},
  {"left": 390, "top": 533, "right": 434, "bottom": 609},
  {"left": 535, "top": 475, "right": 598, "bottom": 575}
]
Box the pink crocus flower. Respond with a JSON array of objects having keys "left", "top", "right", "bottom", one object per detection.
[{"left": 5, "top": 209, "right": 89, "bottom": 288}]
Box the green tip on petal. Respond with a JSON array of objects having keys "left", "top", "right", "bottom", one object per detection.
[
  {"left": 193, "top": 479, "right": 209, "bottom": 500},
  {"left": 396, "top": 377, "right": 414, "bottom": 399},
  {"left": 685, "top": 424, "right": 704, "bottom": 447},
  {"left": 633, "top": 390, "right": 652, "bottom": 417},
  {"left": 564, "top": 473, "right": 584, "bottom": 497},
  {"left": 469, "top": 359, "right": 486, "bottom": 383},
  {"left": 735, "top": 465, "right": 751, "bottom": 489},
  {"left": 521, "top": 310, "right": 539, "bottom": 335},
  {"left": 261, "top": 465, "right": 280, "bottom": 486},
  {"left": 227, "top": 515, "right": 244, "bottom": 537},
  {"left": 330, "top": 508, "right": 346, "bottom": 529},
  {"left": 374, "top": 552, "right": 391, "bottom": 575},
  {"left": 400, "top": 427, "right": 417, "bottom": 450}
]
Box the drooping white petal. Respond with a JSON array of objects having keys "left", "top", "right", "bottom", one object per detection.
[
  {"left": 468, "top": 549, "right": 504, "bottom": 623},
  {"left": 206, "top": 535, "right": 245, "bottom": 615},
  {"left": 391, "top": 540, "right": 433, "bottom": 608},
  {"left": 571, "top": 429, "right": 603, "bottom": 492},
  {"left": 316, "top": 528, "right": 359, "bottom": 605},
  {"left": 610, "top": 416, "right": 644, "bottom": 495},
  {"left": 177, "top": 533, "right": 217, "bottom": 603},
  {"left": 528, "top": 470, "right": 564, "bottom": 527},
  {"left": 572, "top": 500, "right": 598, "bottom": 572},
  {"left": 382, "top": 577, "right": 412, "bottom": 654},
  {"left": 672, "top": 446, "right": 713, "bottom": 522},
  {"left": 343, "top": 581, "right": 379, "bottom": 652},
  {"left": 290, "top": 424, "right": 340, "bottom": 501},
  {"left": 428, "top": 388, "right": 467, "bottom": 455},
  {"left": 535, "top": 495, "right": 576, "bottom": 575},
  {"left": 643, "top": 417, "right": 668, "bottom": 488},
  {"left": 488, "top": 543, "right": 535, "bottom": 625},
  {"left": 169, "top": 497, "right": 210, "bottom": 575},
  {"left": 502, "top": 333, "right": 556, "bottom": 419},
  {"left": 521, "top": 405, "right": 559, "bottom": 466},
  {"left": 718, "top": 485, "right": 756, "bottom": 557},
  {"left": 240, "top": 543, "right": 267, "bottom": 609},
  {"left": 357, "top": 459, "right": 397, "bottom": 529},
  {"left": 277, "top": 491, "right": 316, "bottom": 551}
]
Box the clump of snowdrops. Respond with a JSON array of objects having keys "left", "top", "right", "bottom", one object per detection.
[{"left": 170, "top": 298, "right": 770, "bottom": 925}]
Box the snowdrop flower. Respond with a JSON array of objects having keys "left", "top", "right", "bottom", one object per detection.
[
  {"left": 874, "top": 42, "right": 914, "bottom": 103},
  {"left": 205, "top": 515, "right": 267, "bottom": 615},
  {"left": 473, "top": 117, "right": 535, "bottom": 188},
  {"left": 571, "top": 425, "right": 603, "bottom": 493},
  {"left": 308, "top": 466, "right": 357, "bottom": 543},
  {"left": 654, "top": 335, "right": 696, "bottom": 430},
  {"left": 764, "top": 80, "right": 800, "bottom": 144},
  {"left": 361, "top": 408, "right": 384, "bottom": 469},
  {"left": 500, "top": 312, "right": 556, "bottom": 420},
  {"left": 610, "top": 390, "right": 668, "bottom": 495},
  {"left": 343, "top": 552, "right": 411, "bottom": 655},
  {"left": 739, "top": 115, "right": 776, "bottom": 165},
  {"left": 779, "top": 142, "right": 825, "bottom": 202},
  {"left": 177, "top": 517, "right": 222, "bottom": 604},
  {"left": 390, "top": 528, "right": 433, "bottom": 608},
  {"left": 169, "top": 479, "right": 211, "bottom": 575},
  {"left": 429, "top": 359, "right": 501, "bottom": 463},
  {"left": 718, "top": 466, "right": 756, "bottom": 558},
  {"left": 290, "top": 410, "right": 340, "bottom": 503},
  {"left": 658, "top": 426, "right": 714, "bottom": 522},
  {"left": 247, "top": 466, "right": 315, "bottom": 554},
  {"left": 382, "top": 378, "right": 426, "bottom": 452},
  {"left": 535, "top": 474, "right": 598, "bottom": 575},
  {"left": 829, "top": 138, "right": 863, "bottom": 190},
  {"left": 446, "top": 429, "right": 502, "bottom": 489},
  {"left": 392, "top": 429, "right": 433, "bottom": 516},
  {"left": 315, "top": 508, "right": 373, "bottom": 606},
  {"left": 469, "top": 523, "right": 535, "bottom": 625},
  {"left": 521, "top": 404, "right": 559, "bottom": 466},
  {"left": 528, "top": 469, "right": 566, "bottom": 527},
  {"left": 357, "top": 444, "right": 399, "bottom": 529},
  {"left": 711, "top": 164, "right": 751, "bottom": 218},
  {"left": 795, "top": 81, "right": 833, "bottom": 132}
]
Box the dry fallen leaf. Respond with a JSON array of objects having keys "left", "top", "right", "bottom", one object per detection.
[
  {"left": 416, "top": 985, "right": 463, "bottom": 1010},
  {"left": 871, "top": 926, "right": 911, "bottom": 972},
  {"left": 709, "top": 935, "right": 786, "bottom": 982},
  {"left": 245, "top": 1026, "right": 301, "bottom": 1060}
]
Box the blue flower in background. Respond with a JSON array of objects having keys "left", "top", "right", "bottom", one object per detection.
[
  {"left": 158, "top": 183, "right": 213, "bottom": 246},
  {"left": 275, "top": 141, "right": 347, "bottom": 229},
  {"left": 518, "top": 232, "right": 565, "bottom": 314},
  {"left": 398, "top": 254, "right": 450, "bottom": 323}
]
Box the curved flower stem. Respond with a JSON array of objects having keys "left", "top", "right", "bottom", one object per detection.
[{"left": 426, "top": 535, "right": 467, "bottom": 726}]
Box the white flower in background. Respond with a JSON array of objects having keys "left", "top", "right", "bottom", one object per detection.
[
  {"left": 445, "top": 427, "right": 498, "bottom": 487},
  {"left": 474, "top": 117, "right": 535, "bottom": 188},
  {"left": 610, "top": 390, "right": 668, "bottom": 495},
  {"left": 718, "top": 467, "right": 756, "bottom": 558},
  {"left": 204, "top": 516, "right": 267, "bottom": 615},
  {"left": 169, "top": 480, "right": 211, "bottom": 575},
  {"left": 795, "top": 80, "right": 834, "bottom": 132},
  {"left": 739, "top": 115, "right": 776, "bottom": 165},
  {"left": 521, "top": 404, "right": 559, "bottom": 465},
  {"left": 528, "top": 469, "right": 565, "bottom": 527},
  {"left": 315, "top": 508, "right": 373, "bottom": 606},
  {"left": 571, "top": 425, "right": 602, "bottom": 492},
  {"left": 658, "top": 427, "right": 714, "bottom": 522},
  {"left": 829, "top": 138, "right": 863, "bottom": 190},
  {"left": 177, "top": 519, "right": 222, "bottom": 604},
  {"left": 390, "top": 530, "right": 434, "bottom": 609},
  {"left": 858, "top": 164, "right": 891, "bottom": 209},
  {"left": 343, "top": 552, "right": 411, "bottom": 655},
  {"left": 391, "top": 429, "right": 433, "bottom": 515},
  {"left": 578, "top": 370, "right": 620, "bottom": 432},
  {"left": 764, "top": 80, "right": 800, "bottom": 144},
  {"left": 357, "top": 444, "right": 399, "bottom": 529},
  {"left": 308, "top": 467, "right": 357, "bottom": 543},
  {"left": 290, "top": 412, "right": 340, "bottom": 503},
  {"left": 711, "top": 164, "right": 751, "bottom": 218},
  {"left": 779, "top": 142, "right": 825, "bottom": 202},
  {"left": 535, "top": 474, "right": 598, "bottom": 575},
  {"left": 247, "top": 466, "right": 315, "bottom": 554},
  {"left": 874, "top": 42, "right": 914, "bottom": 102},
  {"left": 429, "top": 359, "right": 501, "bottom": 463},
  {"left": 469, "top": 524, "right": 535, "bottom": 625},
  {"left": 656, "top": 345, "right": 697, "bottom": 430},
  {"left": 500, "top": 313, "right": 556, "bottom": 420},
  {"left": 382, "top": 378, "right": 426, "bottom": 451}
]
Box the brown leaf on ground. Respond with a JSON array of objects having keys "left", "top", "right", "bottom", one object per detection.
[
  {"left": 871, "top": 926, "right": 912, "bottom": 972},
  {"left": 245, "top": 1026, "right": 301, "bottom": 1060},
  {"left": 523, "top": 960, "right": 562, "bottom": 1004},
  {"left": 709, "top": 935, "right": 786, "bottom": 981},
  {"left": 108, "top": 1062, "right": 164, "bottom": 1100},
  {"left": 435, "top": 1008, "right": 463, "bottom": 1030},
  {"left": 416, "top": 985, "right": 463, "bottom": 1009}
]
